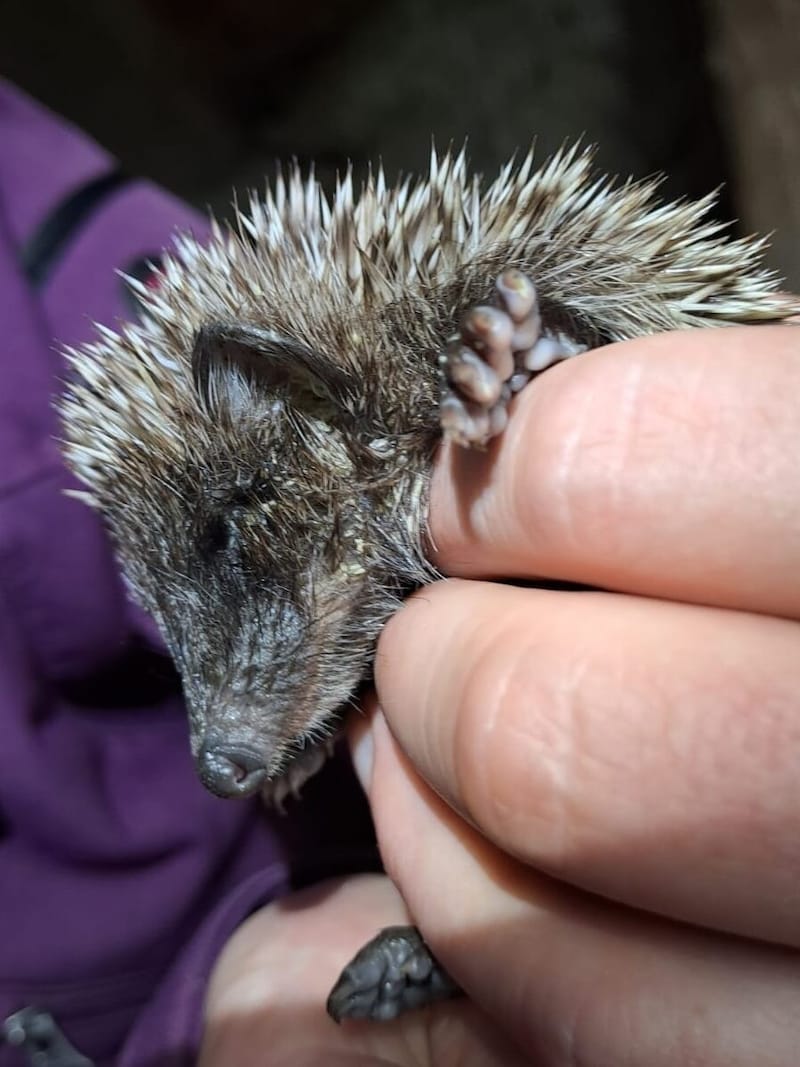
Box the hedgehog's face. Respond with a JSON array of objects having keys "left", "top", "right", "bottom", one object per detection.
[
  {"left": 105, "top": 321, "right": 425, "bottom": 800},
  {"left": 128, "top": 467, "right": 377, "bottom": 801}
]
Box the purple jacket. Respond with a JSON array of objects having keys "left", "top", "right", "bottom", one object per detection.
[{"left": 0, "top": 81, "right": 376, "bottom": 1067}]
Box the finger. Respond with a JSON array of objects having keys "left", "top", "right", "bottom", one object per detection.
[
  {"left": 374, "top": 579, "right": 800, "bottom": 947},
  {"left": 360, "top": 709, "right": 800, "bottom": 1067},
  {"left": 430, "top": 325, "right": 800, "bottom": 618}
]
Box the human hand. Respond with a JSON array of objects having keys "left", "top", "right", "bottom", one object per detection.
[
  {"left": 200, "top": 872, "right": 530, "bottom": 1066},
  {"left": 353, "top": 323, "right": 800, "bottom": 1065},
  {"left": 201, "top": 324, "right": 800, "bottom": 1065}
]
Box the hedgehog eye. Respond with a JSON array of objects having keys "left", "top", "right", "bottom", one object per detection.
[
  {"left": 199, "top": 514, "right": 237, "bottom": 558},
  {"left": 246, "top": 479, "right": 275, "bottom": 506}
]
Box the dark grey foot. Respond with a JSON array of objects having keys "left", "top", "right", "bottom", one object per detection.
[
  {"left": 439, "top": 267, "right": 586, "bottom": 448},
  {"left": 2, "top": 1008, "right": 95, "bottom": 1067},
  {"left": 327, "top": 923, "right": 462, "bottom": 1023}
]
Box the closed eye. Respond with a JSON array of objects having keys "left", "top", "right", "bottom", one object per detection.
[{"left": 198, "top": 514, "right": 237, "bottom": 558}]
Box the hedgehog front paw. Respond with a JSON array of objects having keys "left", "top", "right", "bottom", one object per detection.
[
  {"left": 326, "top": 923, "right": 461, "bottom": 1023},
  {"left": 439, "top": 267, "right": 585, "bottom": 448},
  {"left": 260, "top": 736, "right": 337, "bottom": 812}
]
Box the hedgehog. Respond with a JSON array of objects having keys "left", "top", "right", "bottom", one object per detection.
[{"left": 61, "top": 144, "right": 799, "bottom": 1023}]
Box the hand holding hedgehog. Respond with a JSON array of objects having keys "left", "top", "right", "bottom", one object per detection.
[
  {"left": 61, "top": 146, "right": 800, "bottom": 1050},
  {"left": 201, "top": 323, "right": 800, "bottom": 1067}
]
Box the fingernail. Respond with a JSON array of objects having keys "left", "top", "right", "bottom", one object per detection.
[{"left": 351, "top": 717, "right": 375, "bottom": 789}]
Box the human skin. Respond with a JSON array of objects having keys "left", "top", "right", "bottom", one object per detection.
[{"left": 200, "top": 325, "right": 800, "bottom": 1066}]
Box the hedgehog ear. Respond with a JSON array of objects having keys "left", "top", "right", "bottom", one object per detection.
[{"left": 191, "top": 321, "right": 355, "bottom": 420}]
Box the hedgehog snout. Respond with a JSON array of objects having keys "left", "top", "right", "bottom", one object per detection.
[{"left": 197, "top": 735, "right": 268, "bottom": 798}]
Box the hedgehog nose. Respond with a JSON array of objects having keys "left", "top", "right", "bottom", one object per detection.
[{"left": 198, "top": 740, "right": 268, "bottom": 798}]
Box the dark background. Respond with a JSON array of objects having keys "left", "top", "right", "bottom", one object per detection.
[{"left": 2, "top": 0, "right": 798, "bottom": 283}]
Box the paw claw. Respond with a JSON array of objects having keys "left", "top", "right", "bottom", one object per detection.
[{"left": 495, "top": 267, "right": 537, "bottom": 321}]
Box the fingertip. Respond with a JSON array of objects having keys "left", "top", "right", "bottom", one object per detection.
[{"left": 427, "top": 325, "right": 800, "bottom": 616}]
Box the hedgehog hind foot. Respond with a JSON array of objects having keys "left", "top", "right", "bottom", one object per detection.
[
  {"left": 326, "top": 923, "right": 461, "bottom": 1023},
  {"left": 439, "top": 267, "right": 586, "bottom": 448}
]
